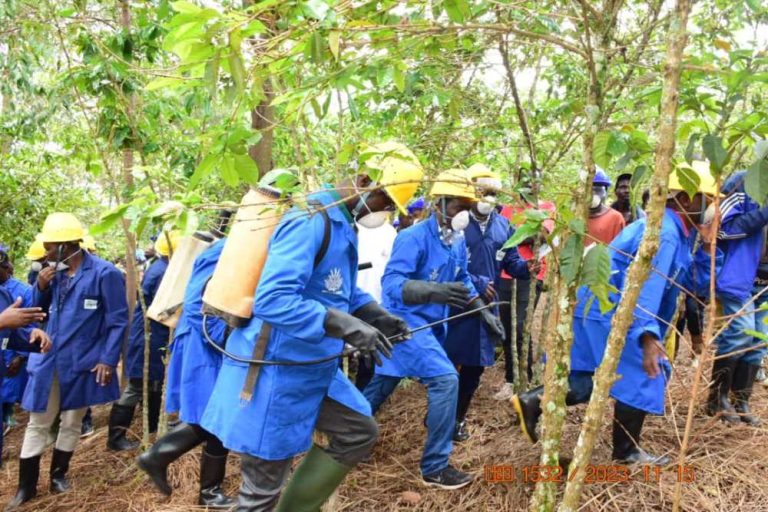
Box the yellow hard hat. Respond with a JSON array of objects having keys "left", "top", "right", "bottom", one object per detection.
[
  {"left": 154, "top": 230, "right": 181, "bottom": 257},
  {"left": 669, "top": 160, "right": 719, "bottom": 197},
  {"left": 467, "top": 163, "right": 502, "bottom": 193},
  {"left": 360, "top": 142, "right": 424, "bottom": 215},
  {"left": 40, "top": 212, "right": 85, "bottom": 243},
  {"left": 429, "top": 168, "right": 477, "bottom": 200},
  {"left": 26, "top": 235, "right": 46, "bottom": 261},
  {"left": 81, "top": 234, "right": 97, "bottom": 252}
]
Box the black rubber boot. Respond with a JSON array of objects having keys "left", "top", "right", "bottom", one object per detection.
[
  {"left": 50, "top": 449, "right": 74, "bottom": 494},
  {"left": 198, "top": 449, "right": 235, "bottom": 508},
  {"left": 5, "top": 456, "right": 40, "bottom": 511},
  {"left": 137, "top": 422, "right": 205, "bottom": 496},
  {"left": 148, "top": 385, "right": 163, "bottom": 434},
  {"left": 107, "top": 403, "right": 140, "bottom": 451},
  {"left": 706, "top": 357, "right": 740, "bottom": 424},
  {"left": 732, "top": 360, "right": 762, "bottom": 426},
  {"left": 510, "top": 386, "right": 543, "bottom": 443},
  {"left": 612, "top": 402, "right": 669, "bottom": 466},
  {"left": 453, "top": 389, "right": 473, "bottom": 443}
]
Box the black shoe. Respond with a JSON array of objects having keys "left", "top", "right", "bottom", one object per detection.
[
  {"left": 49, "top": 449, "right": 74, "bottom": 494},
  {"left": 453, "top": 421, "right": 470, "bottom": 443},
  {"left": 510, "top": 386, "right": 543, "bottom": 443},
  {"left": 612, "top": 402, "right": 669, "bottom": 466},
  {"left": 613, "top": 448, "right": 670, "bottom": 466},
  {"left": 107, "top": 403, "right": 140, "bottom": 451},
  {"left": 137, "top": 422, "right": 205, "bottom": 496},
  {"left": 198, "top": 449, "right": 235, "bottom": 508},
  {"left": 706, "top": 357, "right": 740, "bottom": 424},
  {"left": 732, "top": 361, "right": 762, "bottom": 426},
  {"left": 422, "top": 465, "right": 474, "bottom": 490},
  {"left": 5, "top": 455, "right": 40, "bottom": 511}
]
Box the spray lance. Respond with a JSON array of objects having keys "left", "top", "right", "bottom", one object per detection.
[{"left": 202, "top": 300, "right": 509, "bottom": 366}]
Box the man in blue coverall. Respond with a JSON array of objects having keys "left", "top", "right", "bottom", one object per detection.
[
  {"left": 0, "top": 250, "right": 33, "bottom": 432},
  {"left": 106, "top": 232, "right": 177, "bottom": 451},
  {"left": 707, "top": 170, "right": 768, "bottom": 426},
  {"left": 442, "top": 165, "right": 528, "bottom": 442},
  {"left": 7, "top": 212, "right": 128, "bottom": 510},
  {"left": 0, "top": 292, "right": 50, "bottom": 470},
  {"left": 201, "top": 143, "right": 424, "bottom": 512},
  {"left": 512, "top": 164, "right": 721, "bottom": 465},
  {"left": 363, "top": 168, "right": 505, "bottom": 489}
]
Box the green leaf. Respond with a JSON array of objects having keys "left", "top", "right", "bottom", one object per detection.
[
  {"left": 745, "top": 158, "right": 768, "bottom": 205},
  {"left": 328, "top": 31, "right": 340, "bottom": 61},
  {"left": 171, "top": 1, "right": 202, "bottom": 14},
  {"left": 674, "top": 165, "right": 701, "bottom": 200},
  {"left": 593, "top": 131, "right": 612, "bottom": 169},
  {"left": 444, "top": 0, "right": 470, "bottom": 23},
  {"left": 607, "top": 133, "right": 628, "bottom": 157},
  {"left": 631, "top": 165, "right": 649, "bottom": 190},
  {"left": 89, "top": 204, "right": 130, "bottom": 236},
  {"left": 233, "top": 153, "right": 260, "bottom": 185},
  {"left": 190, "top": 153, "right": 220, "bottom": 188},
  {"left": 204, "top": 50, "right": 220, "bottom": 97},
  {"left": 228, "top": 52, "right": 246, "bottom": 94},
  {"left": 702, "top": 135, "right": 729, "bottom": 176},
  {"left": 393, "top": 64, "right": 406, "bottom": 93},
  {"left": 220, "top": 154, "right": 238, "bottom": 187},
  {"left": 502, "top": 221, "right": 541, "bottom": 250},
  {"left": 582, "top": 244, "right": 616, "bottom": 314},
  {"left": 559, "top": 233, "right": 583, "bottom": 285},
  {"left": 145, "top": 76, "right": 188, "bottom": 91},
  {"left": 684, "top": 133, "right": 700, "bottom": 164},
  {"left": 58, "top": 7, "right": 76, "bottom": 17},
  {"left": 303, "top": 0, "right": 329, "bottom": 20}
]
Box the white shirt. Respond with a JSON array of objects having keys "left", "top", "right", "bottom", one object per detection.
[{"left": 355, "top": 222, "right": 397, "bottom": 303}]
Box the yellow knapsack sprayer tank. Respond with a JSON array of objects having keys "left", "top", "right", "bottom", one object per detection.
[
  {"left": 202, "top": 169, "right": 298, "bottom": 328},
  {"left": 147, "top": 229, "right": 221, "bottom": 328}
]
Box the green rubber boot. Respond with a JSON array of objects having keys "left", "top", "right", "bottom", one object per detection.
[{"left": 275, "top": 445, "right": 352, "bottom": 512}]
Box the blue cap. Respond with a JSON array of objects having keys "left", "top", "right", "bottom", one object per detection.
[
  {"left": 593, "top": 168, "right": 611, "bottom": 187},
  {"left": 407, "top": 197, "right": 425, "bottom": 215}
]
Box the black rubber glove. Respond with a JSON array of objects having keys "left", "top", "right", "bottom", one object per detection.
[
  {"left": 352, "top": 301, "right": 411, "bottom": 343},
  {"left": 402, "top": 280, "right": 471, "bottom": 309},
  {"left": 324, "top": 308, "right": 393, "bottom": 366},
  {"left": 467, "top": 298, "right": 505, "bottom": 345}
]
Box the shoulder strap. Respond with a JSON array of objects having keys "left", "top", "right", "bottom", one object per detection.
[{"left": 308, "top": 200, "right": 331, "bottom": 269}]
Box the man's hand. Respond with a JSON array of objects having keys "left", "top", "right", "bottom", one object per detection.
[
  {"left": 483, "top": 282, "right": 496, "bottom": 303},
  {"left": 642, "top": 334, "right": 667, "bottom": 378},
  {"left": 527, "top": 259, "right": 542, "bottom": 277},
  {"left": 29, "top": 328, "right": 52, "bottom": 353},
  {"left": 6, "top": 356, "right": 24, "bottom": 377},
  {"left": 37, "top": 266, "right": 56, "bottom": 291},
  {"left": 0, "top": 298, "right": 46, "bottom": 329},
  {"left": 91, "top": 363, "right": 114, "bottom": 386}
]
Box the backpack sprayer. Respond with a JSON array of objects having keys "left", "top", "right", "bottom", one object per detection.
[{"left": 202, "top": 300, "right": 509, "bottom": 366}]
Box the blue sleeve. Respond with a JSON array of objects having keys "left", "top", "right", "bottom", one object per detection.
[
  {"left": 5, "top": 326, "right": 39, "bottom": 353},
  {"left": 455, "top": 239, "right": 479, "bottom": 298},
  {"left": 719, "top": 199, "right": 768, "bottom": 239},
  {"left": 501, "top": 245, "right": 530, "bottom": 279},
  {"left": 630, "top": 235, "right": 678, "bottom": 342},
  {"left": 351, "top": 286, "right": 375, "bottom": 313},
  {"left": 470, "top": 274, "right": 491, "bottom": 296},
  {"left": 681, "top": 246, "right": 724, "bottom": 298},
  {"left": 251, "top": 211, "right": 329, "bottom": 344},
  {"left": 99, "top": 267, "right": 129, "bottom": 366},
  {"left": 382, "top": 230, "right": 423, "bottom": 310},
  {"left": 31, "top": 281, "right": 53, "bottom": 312}
]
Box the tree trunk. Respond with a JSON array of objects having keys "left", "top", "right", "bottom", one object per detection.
[
  {"left": 558, "top": 1, "right": 691, "bottom": 509},
  {"left": 510, "top": 279, "right": 520, "bottom": 390}
]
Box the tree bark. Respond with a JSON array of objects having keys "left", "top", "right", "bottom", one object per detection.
[{"left": 558, "top": 1, "right": 691, "bottom": 510}]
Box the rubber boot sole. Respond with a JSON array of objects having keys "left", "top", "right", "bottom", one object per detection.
[{"left": 510, "top": 395, "right": 537, "bottom": 444}]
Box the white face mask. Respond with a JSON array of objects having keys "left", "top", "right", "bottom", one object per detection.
[
  {"left": 590, "top": 194, "right": 602, "bottom": 209},
  {"left": 30, "top": 261, "right": 43, "bottom": 272},
  {"left": 450, "top": 210, "right": 470, "bottom": 231},
  {"left": 702, "top": 202, "right": 717, "bottom": 225},
  {"left": 357, "top": 211, "right": 389, "bottom": 229},
  {"left": 476, "top": 200, "right": 495, "bottom": 216},
  {"left": 48, "top": 247, "right": 82, "bottom": 272}
]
